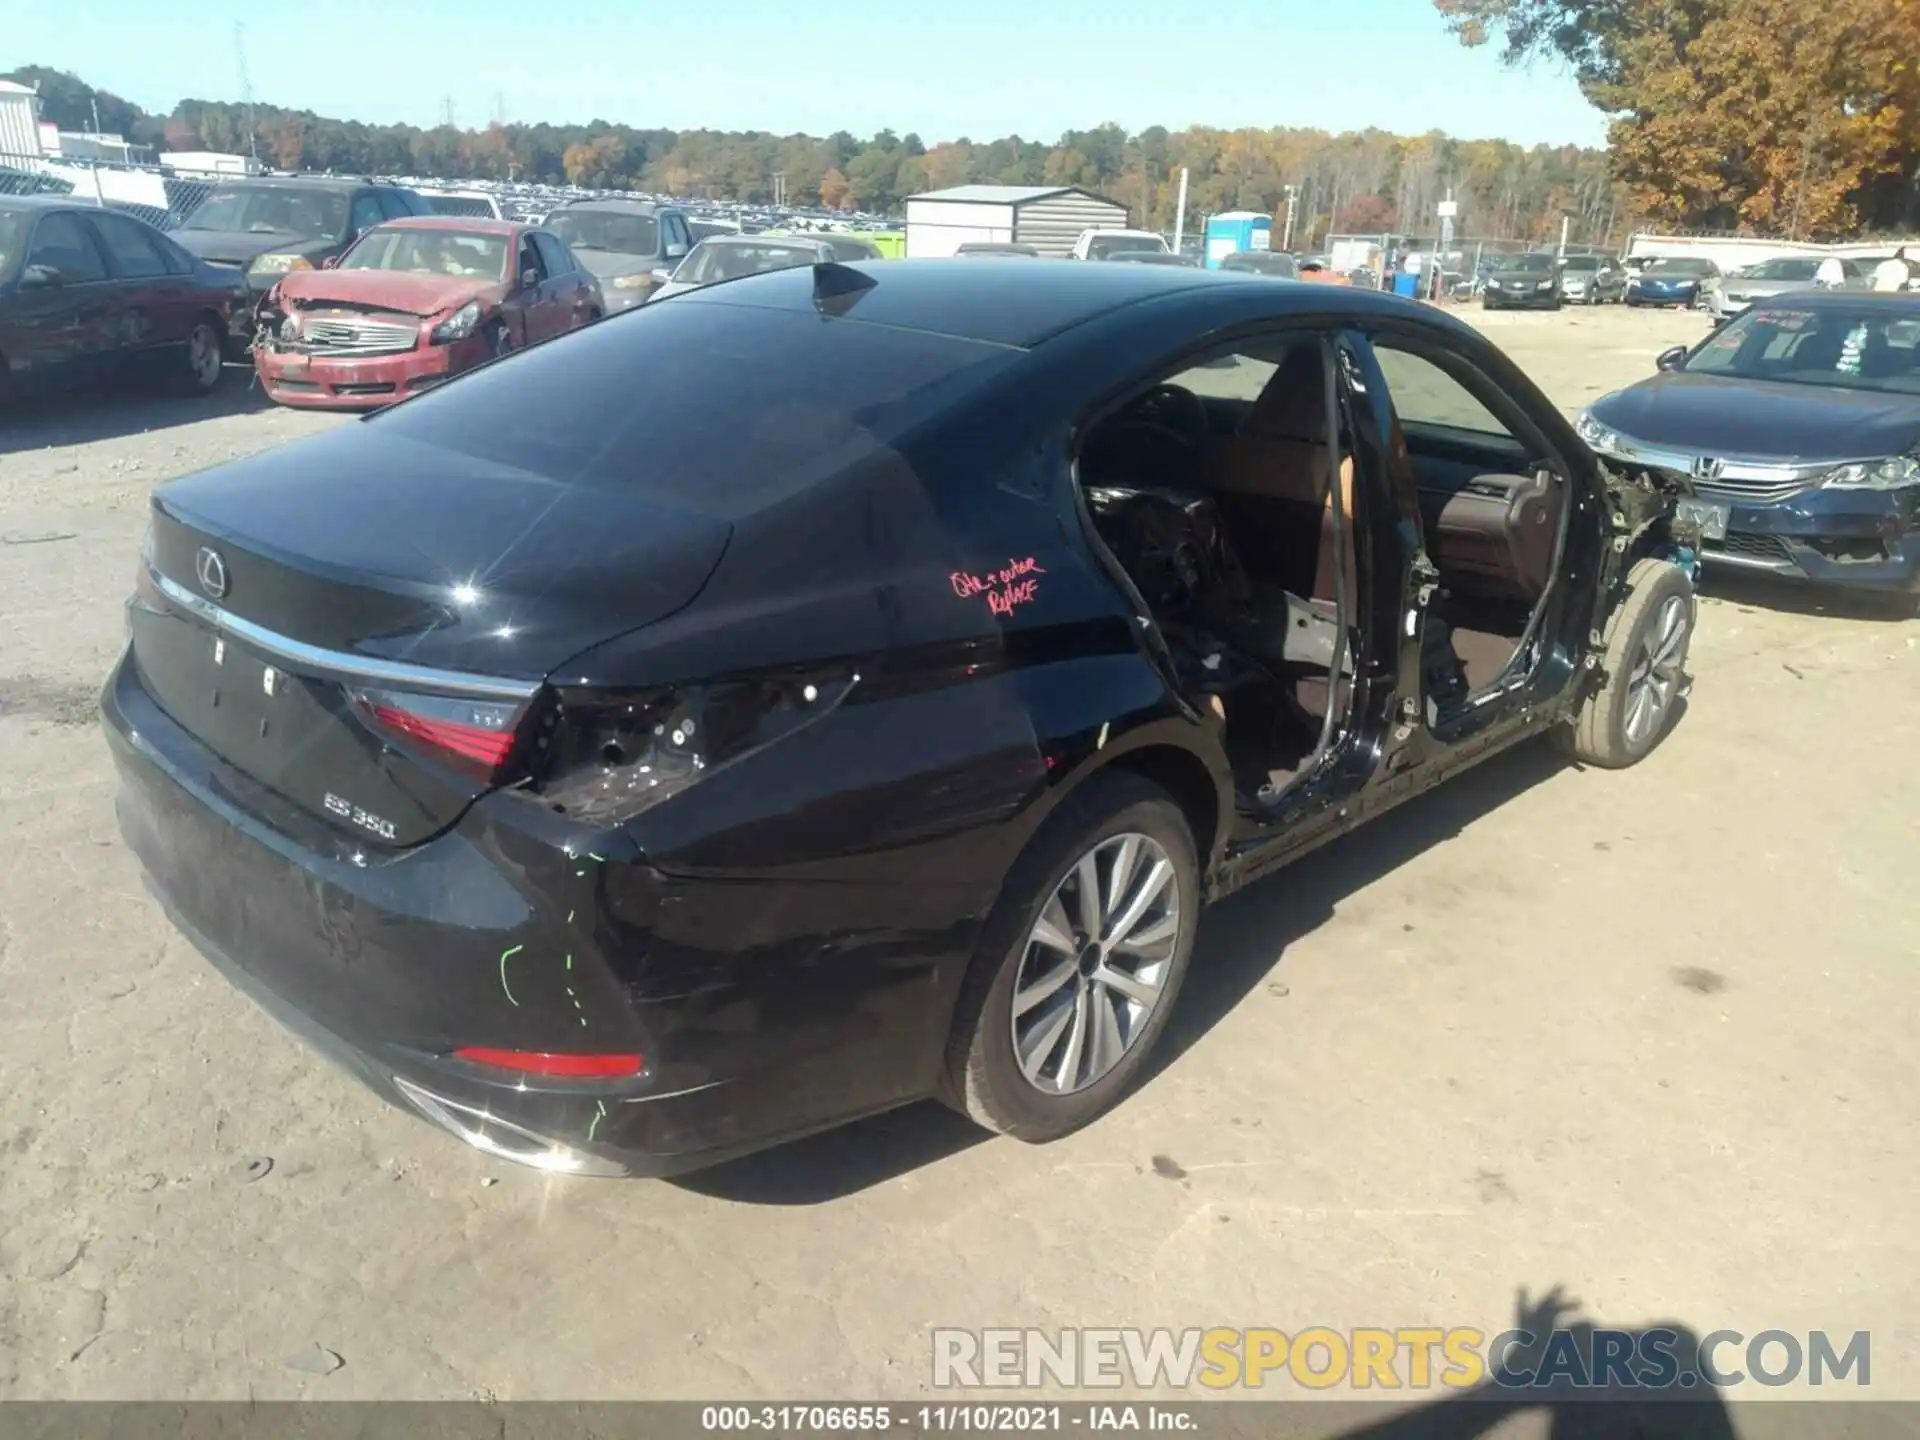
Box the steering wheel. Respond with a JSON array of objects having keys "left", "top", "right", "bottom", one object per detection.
[{"left": 1128, "top": 383, "right": 1210, "bottom": 450}]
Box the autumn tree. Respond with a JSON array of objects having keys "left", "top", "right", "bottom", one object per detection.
[
  {"left": 818, "top": 167, "right": 852, "bottom": 209},
  {"left": 1436, "top": 0, "right": 1920, "bottom": 234}
]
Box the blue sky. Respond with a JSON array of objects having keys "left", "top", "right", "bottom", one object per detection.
[{"left": 8, "top": 0, "right": 1606, "bottom": 147}]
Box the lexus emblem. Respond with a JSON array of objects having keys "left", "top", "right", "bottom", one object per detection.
[
  {"left": 194, "top": 546, "right": 229, "bottom": 600},
  {"left": 1690, "top": 456, "right": 1725, "bottom": 481}
]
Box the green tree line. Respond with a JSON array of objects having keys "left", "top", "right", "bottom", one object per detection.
[{"left": 6, "top": 64, "right": 1628, "bottom": 246}]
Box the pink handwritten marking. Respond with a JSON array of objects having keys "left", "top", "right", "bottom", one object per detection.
[
  {"left": 952, "top": 557, "right": 1047, "bottom": 616},
  {"left": 988, "top": 578, "right": 1040, "bottom": 616}
]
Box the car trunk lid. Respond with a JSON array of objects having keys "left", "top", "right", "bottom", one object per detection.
[{"left": 134, "top": 425, "right": 731, "bottom": 846}]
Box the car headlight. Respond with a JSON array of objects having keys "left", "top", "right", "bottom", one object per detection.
[
  {"left": 429, "top": 300, "right": 483, "bottom": 344},
  {"left": 1536, "top": 279, "right": 1555, "bottom": 290},
  {"left": 1574, "top": 409, "right": 1628, "bottom": 455},
  {"left": 248, "top": 252, "right": 313, "bottom": 277},
  {"left": 611, "top": 273, "right": 654, "bottom": 290},
  {"left": 1821, "top": 456, "right": 1920, "bottom": 490}
]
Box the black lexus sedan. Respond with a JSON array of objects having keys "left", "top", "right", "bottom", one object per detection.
[
  {"left": 1, "top": 194, "right": 246, "bottom": 402},
  {"left": 1579, "top": 292, "right": 1920, "bottom": 596},
  {"left": 104, "top": 261, "right": 1698, "bottom": 1178}
]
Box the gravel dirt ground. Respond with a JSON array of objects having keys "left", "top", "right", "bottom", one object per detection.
[{"left": 0, "top": 304, "right": 1914, "bottom": 1409}]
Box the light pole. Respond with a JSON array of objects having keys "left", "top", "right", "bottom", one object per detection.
[{"left": 1281, "top": 184, "right": 1298, "bottom": 251}]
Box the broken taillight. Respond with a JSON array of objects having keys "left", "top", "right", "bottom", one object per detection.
[
  {"left": 532, "top": 666, "right": 859, "bottom": 824},
  {"left": 352, "top": 687, "right": 529, "bottom": 780}
]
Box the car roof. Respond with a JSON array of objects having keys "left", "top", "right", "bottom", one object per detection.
[
  {"left": 207, "top": 176, "right": 392, "bottom": 190},
  {"left": 674, "top": 256, "right": 1417, "bottom": 349},
  {"left": 1737, "top": 287, "right": 1920, "bottom": 311},
  {"left": 375, "top": 216, "right": 525, "bottom": 236},
  {"left": 553, "top": 197, "right": 671, "bottom": 214},
  {"left": 0, "top": 193, "right": 88, "bottom": 214},
  {"left": 702, "top": 233, "right": 827, "bottom": 247}
]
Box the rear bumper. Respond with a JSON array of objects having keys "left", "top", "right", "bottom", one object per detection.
[
  {"left": 100, "top": 650, "right": 960, "bottom": 1176},
  {"left": 1697, "top": 488, "right": 1920, "bottom": 591},
  {"left": 255, "top": 337, "right": 484, "bottom": 409}
]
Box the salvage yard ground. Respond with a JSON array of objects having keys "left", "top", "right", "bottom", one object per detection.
[{"left": 0, "top": 304, "right": 1914, "bottom": 1408}]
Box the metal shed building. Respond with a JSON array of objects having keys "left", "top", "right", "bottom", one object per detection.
[{"left": 904, "top": 185, "right": 1129, "bottom": 259}]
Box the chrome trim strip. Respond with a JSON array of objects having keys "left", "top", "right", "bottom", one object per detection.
[
  {"left": 153, "top": 569, "right": 540, "bottom": 701},
  {"left": 1699, "top": 548, "right": 1798, "bottom": 574},
  {"left": 1591, "top": 432, "right": 1847, "bottom": 502}
]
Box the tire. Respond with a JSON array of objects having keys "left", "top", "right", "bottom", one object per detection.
[
  {"left": 175, "top": 317, "right": 225, "bottom": 396},
  {"left": 941, "top": 772, "right": 1200, "bottom": 1142},
  {"left": 1557, "top": 558, "right": 1696, "bottom": 768}
]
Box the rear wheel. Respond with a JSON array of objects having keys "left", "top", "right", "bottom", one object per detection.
[
  {"left": 1557, "top": 558, "right": 1695, "bottom": 768},
  {"left": 176, "top": 317, "right": 225, "bottom": 396},
  {"left": 941, "top": 772, "right": 1199, "bottom": 1141}
]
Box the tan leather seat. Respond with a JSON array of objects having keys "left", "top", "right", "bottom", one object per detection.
[
  {"left": 1204, "top": 346, "right": 1357, "bottom": 720},
  {"left": 1205, "top": 345, "right": 1355, "bottom": 605}
]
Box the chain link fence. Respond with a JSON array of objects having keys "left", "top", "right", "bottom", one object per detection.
[{"left": 0, "top": 151, "right": 218, "bottom": 231}]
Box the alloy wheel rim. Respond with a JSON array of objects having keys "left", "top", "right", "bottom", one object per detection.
[
  {"left": 190, "top": 326, "right": 221, "bottom": 387},
  {"left": 1624, "top": 594, "right": 1690, "bottom": 746},
  {"left": 1010, "top": 832, "right": 1180, "bottom": 1096}
]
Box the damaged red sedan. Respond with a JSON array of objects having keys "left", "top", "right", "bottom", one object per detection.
[{"left": 254, "top": 218, "right": 602, "bottom": 409}]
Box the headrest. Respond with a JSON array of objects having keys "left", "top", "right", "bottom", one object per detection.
[{"left": 1245, "top": 344, "right": 1329, "bottom": 443}]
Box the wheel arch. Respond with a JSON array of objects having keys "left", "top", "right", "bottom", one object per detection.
[{"left": 1099, "top": 742, "right": 1224, "bottom": 884}]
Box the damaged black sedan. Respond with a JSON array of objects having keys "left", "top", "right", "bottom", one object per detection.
[{"left": 104, "top": 261, "right": 1699, "bottom": 1178}]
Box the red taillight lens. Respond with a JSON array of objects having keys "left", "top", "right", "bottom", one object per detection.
[
  {"left": 354, "top": 688, "right": 526, "bottom": 777},
  {"left": 453, "top": 1047, "right": 642, "bottom": 1079}
]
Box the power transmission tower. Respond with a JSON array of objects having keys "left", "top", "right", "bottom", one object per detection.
[
  {"left": 233, "top": 22, "right": 257, "bottom": 159},
  {"left": 492, "top": 91, "right": 507, "bottom": 127},
  {"left": 442, "top": 95, "right": 456, "bottom": 129}
]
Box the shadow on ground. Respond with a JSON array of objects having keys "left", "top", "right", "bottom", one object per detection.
[
  {"left": 1701, "top": 567, "right": 1915, "bottom": 622},
  {"left": 1154, "top": 735, "right": 1569, "bottom": 1078},
  {"left": 1317, "top": 1287, "right": 1742, "bottom": 1440},
  {"left": 679, "top": 736, "right": 1572, "bottom": 1206},
  {"left": 0, "top": 369, "right": 272, "bottom": 455}
]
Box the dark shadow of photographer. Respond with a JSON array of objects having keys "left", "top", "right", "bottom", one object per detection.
[{"left": 1327, "top": 1286, "right": 1738, "bottom": 1440}]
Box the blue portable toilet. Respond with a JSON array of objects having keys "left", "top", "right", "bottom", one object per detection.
[{"left": 1205, "top": 211, "right": 1273, "bottom": 270}]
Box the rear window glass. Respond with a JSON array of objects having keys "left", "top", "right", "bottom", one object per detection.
[
  {"left": 681, "top": 240, "right": 820, "bottom": 284},
  {"left": 1087, "top": 235, "right": 1165, "bottom": 260},
  {"left": 546, "top": 209, "right": 659, "bottom": 256},
  {"left": 370, "top": 301, "right": 1016, "bottom": 517}
]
